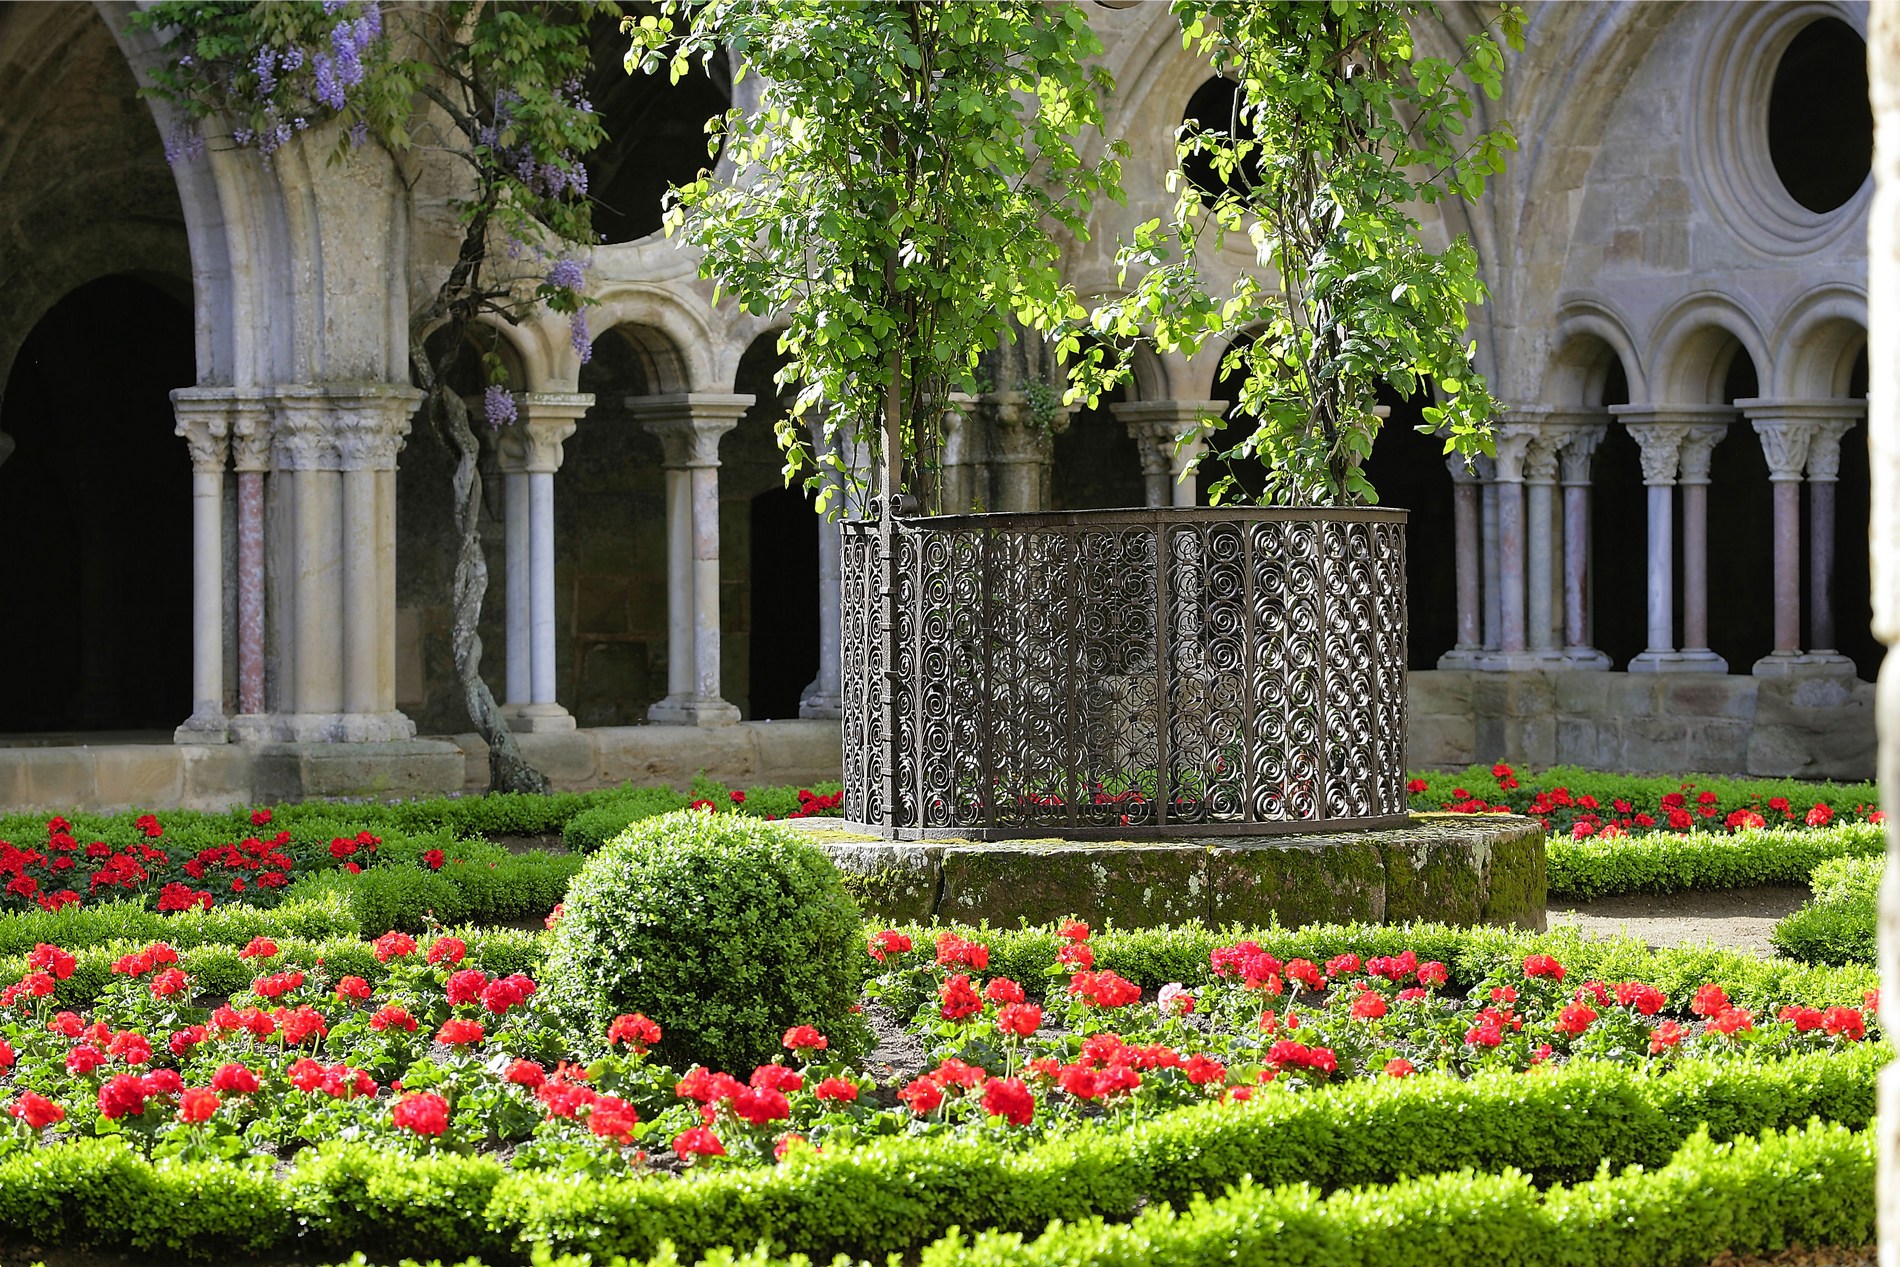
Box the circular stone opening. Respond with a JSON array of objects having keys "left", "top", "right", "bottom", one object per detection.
[
  {"left": 1766, "top": 17, "right": 1871, "bottom": 214},
  {"left": 583, "top": 11, "right": 731, "bottom": 245},
  {"left": 1181, "top": 77, "right": 1259, "bottom": 202}
]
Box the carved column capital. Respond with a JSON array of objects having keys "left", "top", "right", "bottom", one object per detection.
[
  {"left": 1738, "top": 398, "right": 1865, "bottom": 483},
  {"left": 1522, "top": 432, "right": 1564, "bottom": 484},
  {"left": 1612, "top": 405, "right": 1736, "bottom": 486},
  {"left": 1112, "top": 399, "right": 1224, "bottom": 479},
  {"left": 1489, "top": 423, "right": 1541, "bottom": 483},
  {"left": 170, "top": 389, "right": 234, "bottom": 473},
  {"left": 268, "top": 384, "right": 421, "bottom": 471},
  {"left": 1673, "top": 424, "right": 1728, "bottom": 486},
  {"left": 496, "top": 393, "right": 591, "bottom": 474},
  {"left": 627, "top": 392, "right": 753, "bottom": 468},
  {"left": 1807, "top": 416, "right": 1859, "bottom": 482},
  {"left": 228, "top": 396, "right": 275, "bottom": 473},
  {"left": 1557, "top": 425, "right": 1609, "bottom": 485}
]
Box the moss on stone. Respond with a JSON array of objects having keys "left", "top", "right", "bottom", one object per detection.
[
  {"left": 1206, "top": 838, "right": 1385, "bottom": 929},
  {"left": 937, "top": 844, "right": 1205, "bottom": 929},
  {"left": 820, "top": 843, "right": 942, "bottom": 925},
  {"left": 1478, "top": 821, "right": 1548, "bottom": 932}
]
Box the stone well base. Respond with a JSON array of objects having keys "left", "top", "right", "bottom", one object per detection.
[{"left": 794, "top": 813, "right": 1545, "bottom": 933}]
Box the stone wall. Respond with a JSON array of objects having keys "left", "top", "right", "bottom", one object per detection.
[{"left": 1410, "top": 669, "right": 1876, "bottom": 780}]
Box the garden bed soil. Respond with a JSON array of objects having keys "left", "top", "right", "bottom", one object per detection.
[{"left": 1547, "top": 884, "right": 1811, "bottom": 957}]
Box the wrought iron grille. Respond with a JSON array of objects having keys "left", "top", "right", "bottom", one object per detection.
[{"left": 840, "top": 506, "right": 1410, "bottom": 839}]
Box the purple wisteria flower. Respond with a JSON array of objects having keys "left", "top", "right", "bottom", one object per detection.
[
  {"left": 483, "top": 384, "right": 518, "bottom": 428},
  {"left": 547, "top": 258, "right": 586, "bottom": 292},
  {"left": 569, "top": 310, "right": 593, "bottom": 364}
]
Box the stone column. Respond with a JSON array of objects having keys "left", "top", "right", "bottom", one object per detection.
[
  {"left": 1522, "top": 431, "right": 1563, "bottom": 655},
  {"left": 1614, "top": 406, "right": 1734, "bottom": 673},
  {"left": 987, "top": 392, "right": 1068, "bottom": 512},
  {"left": 1488, "top": 424, "right": 1537, "bottom": 659},
  {"left": 1806, "top": 413, "right": 1863, "bottom": 667},
  {"left": 1437, "top": 454, "right": 1483, "bottom": 668},
  {"left": 938, "top": 394, "right": 980, "bottom": 514},
  {"left": 1740, "top": 398, "right": 1868, "bottom": 675},
  {"left": 229, "top": 399, "right": 272, "bottom": 718},
  {"left": 496, "top": 393, "right": 589, "bottom": 732},
  {"left": 800, "top": 414, "right": 861, "bottom": 719},
  {"left": 1113, "top": 400, "right": 1225, "bottom": 508},
  {"left": 1478, "top": 456, "right": 1501, "bottom": 650},
  {"left": 1556, "top": 424, "right": 1610, "bottom": 668},
  {"left": 1860, "top": 7, "right": 1900, "bottom": 1249},
  {"left": 1675, "top": 423, "right": 1731, "bottom": 669},
  {"left": 630, "top": 393, "right": 753, "bottom": 725},
  {"left": 1617, "top": 415, "right": 1685, "bottom": 670},
  {"left": 255, "top": 385, "right": 420, "bottom": 742},
  {"left": 171, "top": 392, "right": 232, "bottom": 743}
]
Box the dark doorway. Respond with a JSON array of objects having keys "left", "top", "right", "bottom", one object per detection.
[
  {"left": 1359, "top": 385, "right": 1457, "bottom": 669},
  {"left": 0, "top": 275, "right": 194, "bottom": 733},
  {"left": 746, "top": 485, "right": 819, "bottom": 719}
]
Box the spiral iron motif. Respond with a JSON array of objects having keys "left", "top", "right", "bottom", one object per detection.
[{"left": 838, "top": 507, "right": 1406, "bottom": 839}]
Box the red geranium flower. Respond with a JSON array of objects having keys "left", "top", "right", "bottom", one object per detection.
[
  {"left": 391, "top": 1092, "right": 450, "bottom": 1136},
  {"left": 10, "top": 1092, "right": 63, "bottom": 1130},
  {"left": 981, "top": 1076, "right": 1035, "bottom": 1125}
]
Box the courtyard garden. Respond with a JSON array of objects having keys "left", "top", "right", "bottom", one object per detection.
[{"left": 0, "top": 762, "right": 1883, "bottom": 1265}]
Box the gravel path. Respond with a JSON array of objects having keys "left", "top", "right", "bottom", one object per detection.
[{"left": 1546, "top": 885, "right": 1812, "bottom": 957}]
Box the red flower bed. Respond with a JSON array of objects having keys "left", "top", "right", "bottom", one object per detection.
[
  {"left": 0, "top": 817, "right": 382, "bottom": 915},
  {"left": 1410, "top": 764, "right": 1883, "bottom": 839}
]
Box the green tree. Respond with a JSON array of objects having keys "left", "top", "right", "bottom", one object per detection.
[
  {"left": 130, "top": 0, "right": 611, "bottom": 792},
  {"left": 628, "top": 0, "right": 1123, "bottom": 508},
  {"left": 1083, "top": 1, "right": 1525, "bottom": 506}
]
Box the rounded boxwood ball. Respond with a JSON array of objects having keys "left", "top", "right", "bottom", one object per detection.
[{"left": 540, "top": 809, "right": 865, "bottom": 1072}]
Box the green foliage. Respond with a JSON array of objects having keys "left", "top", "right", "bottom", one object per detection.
[
  {"left": 631, "top": 0, "right": 1122, "bottom": 506},
  {"left": 1548, "top": 823, "right": 1885, "bottom": 899},
  {"left": 541, "top": 811, "right": 865, "bottom": 1071},
  {"left": 1772, "top": 856, "right": 1881, "bottom": 966},
  {"left": 1081, "top": 2, "right": 1524, "bottom": 505},
  {"left": 0, "top": 891, "right": 360, "bottom": 959},
  {"left": 492, "top": 1050, "right": 1878, "bottom": 1264},
  {"left": 322, "top": 1114, "right": 1880, "bottom": 1267},
  {"left": 901, "top": 1121, "right": 1872, "bottom": 1267},
  {"left": 562, "top": 789, "right": 697, "bottom": 853},
  {"left": 0, "top": 1045, "right": 1877, "bottom": 1262}
]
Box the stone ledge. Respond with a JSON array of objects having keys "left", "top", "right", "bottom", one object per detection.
[
  {"left": 796, "top": 814, "right": 1545, "bottom": 933},
  {"left": 0, "top": 720, "right": 844, "bottom": 812}
]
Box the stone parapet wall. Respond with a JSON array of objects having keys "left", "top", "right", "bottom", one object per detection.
[
  {"left": 1410, "top": 670, "right": 1875, "bottom": 780},
  {"left": 0, "top": 721, "right": 843, "bottom": 813}
]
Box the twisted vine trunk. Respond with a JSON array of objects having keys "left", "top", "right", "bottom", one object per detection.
[
  {"left": 438, "top": 379, "right": 551, "bottom": 795},
  {"left": 410, "top": 205, "right": 550, "bottom": 794}
]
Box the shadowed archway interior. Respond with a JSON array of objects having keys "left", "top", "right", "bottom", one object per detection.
[{"left": 0, "top": 275, "right": 194, "bottom": 733}]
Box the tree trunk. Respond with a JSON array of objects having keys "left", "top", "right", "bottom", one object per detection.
[{"left": 439, "top": 383, "right": 552, "bottom": 795}]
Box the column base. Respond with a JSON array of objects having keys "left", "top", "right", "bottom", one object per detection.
[
  {"left": 798, "top": 681, "right": 843, "bottom": 720},
  {"left": 1752, "top": 651, "right": 1860, "bottom": 678},
  {"left": 501, "top": 702, "right": 578, "bottom": 733},
  {"left": 1434, "top": 647, "right": 1487, "bottom": 670},
  {"left": 1629, "top": 649, "right": 1728, "bottom": 674},
  {"left": 647, "top": 695, "right": 742, "bottom": 727},
  {"left": 1559, "top": 648, "right": 1613, "bottom": 670},
  {"left": 173, "top": 709, "right": 230, "bottom": 746},
  {"left": 1465, "top": 648, "right": 1572, "bottom": 671},
  {"left": 229, "top": 711, "right": 419, "bottom": 743}
]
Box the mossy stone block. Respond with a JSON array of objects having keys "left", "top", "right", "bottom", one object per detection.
[
  {"left": 1478, "top": 819, "right": 1547, "bottom": 932},
  {"left": 937, "top": 843, "right": 1206, "bottom": 929},
  {"left": 819, "top": 842, "right": 943, "bottom": 925},
  {"left": 1380, "top": 821, "right": 1487, "bottom": 926},
  {"left": 1206, "top": 837, "right": 1386, "bottom": 928}
]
